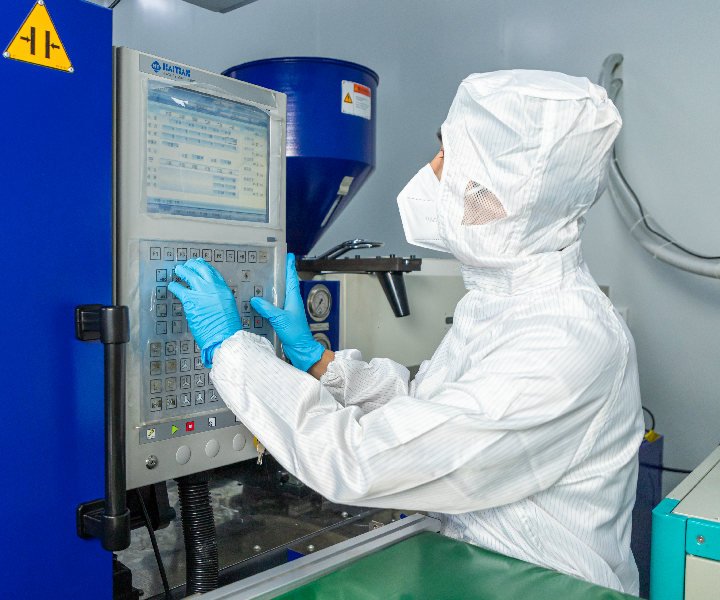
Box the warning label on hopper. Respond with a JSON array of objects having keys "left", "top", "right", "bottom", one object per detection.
[{"left": 341, "top": 80, "right": 371, "bottom": 120}]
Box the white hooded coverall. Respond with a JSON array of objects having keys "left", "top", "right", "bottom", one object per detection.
[{"left": 211, "top": 70, "right": 645, "bottom": 594}]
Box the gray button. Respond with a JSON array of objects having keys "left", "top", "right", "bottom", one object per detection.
[
  {"left": 165, "top": 341, "right": 176, "bottom": 355},
  {"left": 156, "top": 303, "right": 167, "bottom": 318},
  {"left": 214, "top": 249, "right": 223, "bottom": 262},
  {"left": 150, "top": 361, "right": 162, "bottom": 376},
  {"left": 242, "top": 270, "right": 251, "bottom": 281},
  {"left": 253, "top": 285, "right": 263, "bottom": 297},
  {"left": 190, "top": 248, "right": 200, "bottom": 259},
  {"left": 202, "top": 249, "right": 212, "bottom": 261},
  {"left": 166, "top": 395, "right": 177, "bottom": 409},
  {"left": 248, "top": 251, "right": 257, "bottom": 263},
  {"left": 241, "top": 317, "right": 251, "bottom": 329},
  {"left": 173, "top": 303, "right": 183, "bottom": 317},
  {"left": 150, "top": 379, "right": 162, "bottom": 394},
  {"left": 150, "top": 342, "right": 162, "bottom": 357},
  {"left": 150, "top": 397, "right": 162, "bottom": 412},
  {"left": 226, "top": 250, "right": 236, "bottom": 262},
  {"left": 180, "top": 340, "right": 191, "bottom": 354},
  {"left": 181, "top": 392, "right": 191, "bottom": 407},
  {"left": 180, "top": 359, "right": 190, "bottom": 373},
  {"left": 177, "top": 248, "right": 188, "bottom": 261},
  {"left": 176, "top": 445, "right": 191, "bottom": 465},
  {"left": 194, "top": 373, "right": 206, "bottom": 387},
  {"left": 150, "top": 247, "right": 161, "bottom": 260},
  {"left": 156, "top": 286, "right": 167, "bottom": 300},
  {"left": 163, "top": 247, "right": 174, "bottom": 261},
  {"left": 237, "top": 251, "right": 246, "bottom": 263},
  {"left": 205, "top": 439, "right": 220, "bottom": 458},
  {"left": 242, "top": 301, "right": 250, "bottom": 313},
  {"left": 208, "top": 388, "right": 218, "bottom": 402},
  {"left": 156, "top": 269, "right": 168, "bottom": 282},
  {"left": 232, "top": 433, "right": 246, "bottom": 451},
  {"left": 194, "top": 357, "right": 204, "bottom": 370},
  {"left": 172, "top": 320, "right": 184, "bottom": 334},
  {"left": 195, "top": 390, "right": 205, "bottom": 405},
  {"left": 180, "top": 375, "right": 191, "bottom": 389},
  {"left": 165, "top": 377, "right": 177, "bottom": 392},
  {"left": 166, "top": 360, "right": 177, "bottom": 374},
  {"left": 194, "top": 341, "right": 201, "bottom": 353},
  {"left": 156, "top": 321, "right": 167, "bottom": 335},
  {"left": 259, "top": 250, "right": 268, "bottom": 263}
]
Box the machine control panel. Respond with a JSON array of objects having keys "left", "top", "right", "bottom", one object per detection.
[{"left": 139, "top": 240, "right": 274, "bottom": 444}]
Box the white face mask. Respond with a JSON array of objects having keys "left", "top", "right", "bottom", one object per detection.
[{"left": 396, "top": 164, "right": 448, "bottom": 252}]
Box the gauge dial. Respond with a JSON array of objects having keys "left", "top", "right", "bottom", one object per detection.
[
  {"left": 307, "top": 284, "right": 332, "bottom": 322},
  {"left": 313, "top": 332, "right": 332, "bottom": 350}
]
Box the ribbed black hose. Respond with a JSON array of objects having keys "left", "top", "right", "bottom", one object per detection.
[{"left": 175, "top": 472, "right": 219, "bottom": 595}]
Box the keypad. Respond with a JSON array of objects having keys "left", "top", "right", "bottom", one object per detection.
[{"left": 140, "top": 239, "right": 276, "bottom": 435}]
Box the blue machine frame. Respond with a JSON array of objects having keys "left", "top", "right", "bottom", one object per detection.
[{"left": 0, "top": 0, "right": 112, "bottom": 597}]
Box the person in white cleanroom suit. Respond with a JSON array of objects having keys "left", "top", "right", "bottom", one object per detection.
[{"left": 169, "top": 70, "right": 645, "bottom": 594}]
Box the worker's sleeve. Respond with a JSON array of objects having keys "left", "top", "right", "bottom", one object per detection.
[
  {"left": 319, "top": 349, "right": 411, "bottom": 413},
  {"left": 211, "top": 319, "right": 629, "bottom": 513}
]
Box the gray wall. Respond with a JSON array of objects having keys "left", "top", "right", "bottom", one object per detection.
[{"left": 114, "top": 0, "right": 720, "bottom": 493}]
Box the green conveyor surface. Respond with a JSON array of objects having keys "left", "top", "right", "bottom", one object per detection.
[{"left": 274, "top": 532, "right": 638, "bottom": 600}]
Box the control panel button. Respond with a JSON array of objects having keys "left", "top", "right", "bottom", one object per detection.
[
  {"left": 173, "top": 303, "right": 183, "bottom": 317},
  {"left": 172, "top": 320, "right": 184, "bottom": 334},
  {"left": 150, "top": 342, "right": 162, "bottom": 357},
  {"left": 205, "top": 439, "right": 220, "bottom": 458},
  {"left": 180, "top": 375, "right": 191, "bottom": 389},
  {"left": 194, "top": 357, "right": 204, "bottom": 370},
  {"left": 194, "top": 373, "right": 206, "bottom": 387},
  {"left": 194, "top": 342, "right": 201, "bottom": 353},
  {"left": 242, "top": 270, "right": 251, "bottom": 281},
  {"left": 176, "top": 445, "right": 191, "bottom": 465},
  {"left": 150, "top": 397, "right": 162, "bottom": 412},
  {"left": 150, "top": 247, "right": 161, "bottom": 260},
  {"left": 202, "top": 249, "right": 212, "bottom": 261},
  {"left": 165, "top": 341, "right": 177, "bottom": 355},
  {"left": 146, "top": 428, "right": 156, "bottom": 439},
  {"left": 190, "top": 248, "right": 200, "bottom": 259},
  {"left": 165, "top": 377, "right": 177, "bottom": 392},
  {"left": 150, "top": 380, "right": 162, "bottom": 394},
  {"left": 195, "top": 391, "right": 205, "bottom": 405},
  {"left": 156, "top": 321, "right": 167, "bottom": 335},
  {"left": 253, "top": 285, "right": 263, "bottom": 297},
  {"left": 180, "top": 340, "right": 191, "bottom": 354},
  {"left": 156, "top": 304, "right": 167, "bottom": 318},
  {"left": 237, "top": 251, "right": 246, "bottom": 263},
  {"left": 254, "top": 316, "right": 263, "bottom": 328},
  {"left": 166, "top": 359, "right": 177, "bottom": 374},
  {"left": 214, "top": 249, "right": 224, "bottom": 262},
  {"left": 208, "top": 417, "right": 217, "bottom": 428},
  {"left": 156, "top": 286, "right": 167, "bottom": 300},
  {"left": 259, "top": 250, "right": 268, "bottom": 263},
  {"left": 248, "top": 251, "right": 257, "bottom": 263},
  {"left": 177, "top": 248, "right": 188, "bottom": 261},
  {"left": 241, "top": 301, "right": 250, "bottom": 313},
  {"left": 180, "top": 359, "right": 190, "bottom": 373},
  {"left": 166, "top": 396, "right": 177, "bottom": 409},
  {"left": 225, "top": 250, "right": 236, "bottom": 262},
  {"left": 208, "top": 388, "right": 218, "bottom": 402},
  {"left": 150, "top": 361, "right": 162, "bottom": 376},
  {"left": 156, "top": 269, "right": 168, "bottom": 283},
  {"left": 186, "top": 421, "right": 195, "bottom": 432},
  {"left": 241, "top": 317, "right": 251, "bottom": 329},
  {"left": 181, "top": 393, "right": 191, "bottom": 407},
  {"left": 163, "top": 247, "right": 174, "bottom": 261},
  {"left": 232, "top": 434, "right": 247, "bottom": 451}
]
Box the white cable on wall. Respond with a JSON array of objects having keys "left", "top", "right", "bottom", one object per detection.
[{"left": 599, "top": 54, "right": 720, "bottom": 279}]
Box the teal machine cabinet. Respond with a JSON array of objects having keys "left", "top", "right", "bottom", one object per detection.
[{"left": 651, "top": 447, "right": 720, "bottom": 600}]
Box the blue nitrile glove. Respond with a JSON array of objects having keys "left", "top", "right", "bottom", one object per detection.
[
  {"left": 250, "top": 253, "right": 325, "bottom": 371},
  {"left": 168, "top": 258, "right": 241, "bottom": 368}
]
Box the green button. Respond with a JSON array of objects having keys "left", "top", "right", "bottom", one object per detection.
[{"left": 171, "top": 425, "right": 179, "bottom": 435}]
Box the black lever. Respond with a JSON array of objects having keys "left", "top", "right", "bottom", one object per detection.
[{"left": 75, "top": 304, "right": 132, "bottom": 552}]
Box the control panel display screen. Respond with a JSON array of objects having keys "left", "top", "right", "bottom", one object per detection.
[{"left": 145, "top": 83, "right": 269, "bottom": 222}]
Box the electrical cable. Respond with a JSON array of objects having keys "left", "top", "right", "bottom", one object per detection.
[
  {"left": 640, "top": 463, "right": 692, "bottom": 475},
  {"left": 612, "top": 150, "right": 720, "bottom": 260},
  {"left": 108, "top": 0, "right": 124, "bottom": 8},
  {"left": 137, "top": 490, "right": 173, "bottom": 600},
  {"left": 641, "top": 406, "right": 655, "bottom": 432}
]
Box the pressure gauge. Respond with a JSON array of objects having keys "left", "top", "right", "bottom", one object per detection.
[
  {"left": 306, "top": 283, "right": 332, "bottom": 322},
  {"left": 313, "top": 332, "right": 332, "bottom": 350}
]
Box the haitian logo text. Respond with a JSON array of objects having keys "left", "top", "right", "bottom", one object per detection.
[{"left": 152, "top": 61, "right": 191, "bottom": 78}]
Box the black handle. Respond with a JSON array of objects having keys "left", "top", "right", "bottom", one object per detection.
[{"left": 75, "top": 304, "right": 131, "bottom": 551}]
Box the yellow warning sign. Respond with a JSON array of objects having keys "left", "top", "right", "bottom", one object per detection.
[
  {"left": 3, "top": 1, "right": 73, "bottom": 73},
  {"left": 344, "top": 93, "right": 353, "bottom": 104}
]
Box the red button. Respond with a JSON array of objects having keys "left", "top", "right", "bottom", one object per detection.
[{"left": 186, "top": 421, "right": 195, "bottom": 432}]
